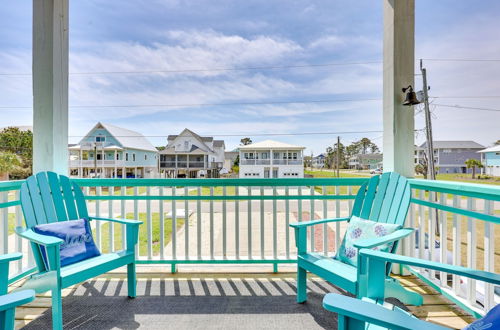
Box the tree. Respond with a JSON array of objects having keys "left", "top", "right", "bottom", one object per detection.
[
  {"left": 358, "top": 138, "right": 372, "bottom": 154},
  {"left": 465, "top": 159, "right": 483, "bottom": 179},
  {"left": 326, "top": 142, "right": 346, "bottom": 169},
  {"left": 0, "top": 152, "right": 22, "bottom": 180},
  {"left": 0, "top": 127, "right": 33, "bottom": 179},
  {"left": 240, "top": 137, "right": 252, "bottom": 145},
  {"left": 495, "top": 140, "right": 500, "bottom": 145}
]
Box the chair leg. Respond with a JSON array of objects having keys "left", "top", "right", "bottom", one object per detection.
[
  {"left": 52, "top": 288, "right": 63, "bottom": 330},
  {"left": 0, "top": 309, "right": 15, "bottom": 330},
  {"left": 297, "top": 266, "right": 307, "bottom": 303},
  {"left": 127, "top": 263, "right": 137, "bottom": 298}
]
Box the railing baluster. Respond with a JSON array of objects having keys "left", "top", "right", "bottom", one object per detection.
[
  {"left": 108, "top": 186, "right": 114, "bottom": 252},
  {"left": 260, "top": 186, "right": 265, "bottom": 259},
  {"left": 309, "top": 186, "right": 315, "bottom": 252},
  {"left": 159, "top": 187, "right": 165, "bottom": 260},
  {"left": 196, "top": 186, "right": 201, "bottom": 259},
  {"left": 1, "top": 192, "right": 8, "bottom": 254},
  {"left": 235, "top": 186, "right": 239, "bottom": 259},
  {"left": 407, "top": 190, "right": 415, "bottom": 258},
  {"left": 171, "top": 186, "right": 177, "bottom": 262},
  {"left": 322, "top": 186, "right": 328, "bottom": 256},
  {"left": 298, "top": 186, "right": 302, "bottom": 222},
  {"left": 439, "top": 193, "right": 447, "bottom": 287},
  {"left": 210, "top": 186, "right": 214, "bottom": 259},
  {"left": 15, "top": 191, "right": 23, "bottom": 272},
  {"left": 428, "top": 191, "right": 436, "bottom": 279},
  {"left": 95, "top": 186, "right": 102, "bottom": 251},
  {"left": 484, "top": 199, "right": 494, "bottom": 311},
  {"left": 348, "top": 186, "right": 353, "bottom": 217},
  {"left": 335, "top": 186, "right": 340, "bottom": 252},
  {"left": 120, "top": 186, "right": 126, "bottom": 250},
  {"left": 452, "top": 194, "right": 461, "bottom": 294},
  {"left": 285, "top": 186, "right": 289, "bottom": 259},
  {"left": 466, "top": 197, "right": 476, "bottom": 305},
  {"left": 418, "top": 190, "right": 425, "bottom": 264},
  {"left": 223, "top": 186, "right": 227, "bottom": 258},
  {"left": 248, "top": 186, "right": 252, "bottom": 259},
  {"left": 184, "top": 186, "right": 189, "bottom": 259},
  {"left": 133, "top": 187, "right": 139, "bottom": 257},
  {"left": 147, "top": 186, "right": 152, "bottom": 260},
  {"left": 273, "top": 186, "right": 277, "bottom": 260}
]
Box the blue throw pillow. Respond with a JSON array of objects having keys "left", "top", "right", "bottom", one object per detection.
[
  {"left": 33, "top": 218, "right": 100, "bottom": 268},
  {"left": 335, "top": 216, "right": 401, "bottom": 267},
  {"left": 463, "top": 304, "right": 500, "bottom": 329}
]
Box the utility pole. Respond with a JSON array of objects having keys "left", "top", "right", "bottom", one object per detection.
[
  {"left": 93, "top": 143, "right": 97, "bottom": 178},
  {"left": 420, "top": 59, "right": 436, "bottom": 180},
  {"left": 336, "top": 136, "right": 340, "bottom": 178}
]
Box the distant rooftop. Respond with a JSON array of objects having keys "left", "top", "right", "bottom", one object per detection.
[
  {"left": 419, "top": 141, "right": 485, "bottom": 149},
  {"left": 238, "top": 139, "right": 305, "bottom": 150},
  {"left": 479, "top": 145, "right": 500, "bottom": 153}
]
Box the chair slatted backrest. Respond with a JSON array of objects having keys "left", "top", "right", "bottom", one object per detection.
[
  {"left": 350, "top": 172, "right": 411, "bottom": 274},
  {"left": 20, "top": 172, "right": 89, "bottom": 271},
  {"left": 352, "top": 172, "right": 410, "bottom": 227}
]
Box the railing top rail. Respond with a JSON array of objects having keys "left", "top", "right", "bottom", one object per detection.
[
  {"left": 71, "top": 177, "right": 369, "bottom": 187},
  {"left": 0, "top": 180, "right": 24, "bottom": 192},
  {"left": 409, "top": 179, "right": 500, "bottom": 201}
]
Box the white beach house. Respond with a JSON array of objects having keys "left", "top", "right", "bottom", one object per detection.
[{"left": 238, "top": 140, "right": 305, "bottom": 178}]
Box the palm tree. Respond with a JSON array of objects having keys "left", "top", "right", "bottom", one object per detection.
[
  {"left": 0, "top": 152, "right": 21, "bottom": 181},
  {"left": 464, "top": 159, "right": 483, "bottom": 179}
]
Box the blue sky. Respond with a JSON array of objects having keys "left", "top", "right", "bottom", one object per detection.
[{"left": 1, "top": 1, "right": 499, "bottom": 154}]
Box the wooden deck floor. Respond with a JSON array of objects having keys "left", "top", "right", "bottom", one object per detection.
[{"left": 10, "top": 272, "right": 475, "bottom": 329}]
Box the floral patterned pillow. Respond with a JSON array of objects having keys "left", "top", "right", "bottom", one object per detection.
[{"left": 335, "top": 216, "right": 401, "bottom": 267}]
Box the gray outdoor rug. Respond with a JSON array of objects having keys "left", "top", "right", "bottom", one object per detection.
[{"left": 22, "top": 277, "right": 347, "bottom": 329}]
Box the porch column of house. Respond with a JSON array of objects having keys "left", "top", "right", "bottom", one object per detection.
[
  {"left": 122, "top": 167, "right": 126, "bottom": 178},
  {"left": 79, "top": 149, "right": 83, "bottom": 177},
  {"left": 114, "top": 150, "right": 117, "bottom": 178},
  {"left": 32, "top": 0, "right": 69, "bottom": 175},
  {"left": 134, "top": 167, "right": 137, "bottom": 178},
  {"left": 101, "top": 148, "right": 105, "bottom": 177},
  {"left": 382, "top": 0, "right": 415, "bottom": 178}
]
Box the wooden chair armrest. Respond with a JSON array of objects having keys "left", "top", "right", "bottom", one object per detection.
[
  {"left": 0, "top": 252, "right": 22, "bottom": 264},
  {"left": 353, "top": 228, "right": 414, "bottom": 249},
  {"left": 289, "top": 217, "right": 350, "bottom": 229},
  {"left": 0, "top": 290, "right": 36, "bottom": 312},
  {"left": 15, "top": 227, "right": 63, "bottom": 246},
  {"left": 360, "top": 249, "right": 500, "bottom": 285},
  {"left": 322, "top": 293, "right": 448, "bottom": 330}
]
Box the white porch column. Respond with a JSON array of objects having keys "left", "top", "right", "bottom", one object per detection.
[
  {"left": 114, "top": 150, "right": 117, "bottom": 178},
  {"left": 382, "top": 0, "right": 415, "bottom": 178},
  {"left": 33, "top": 0, "right": 69, "bottom": 174}
]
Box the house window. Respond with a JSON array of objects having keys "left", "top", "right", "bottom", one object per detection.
[
  {"left": 145, "top": 155, "right": 147, "bottom": 160},
  {"left": 116, "top": 153, "right": 119, "bottom": 160},
  {"left": 95, "top": 136, "right": 106, "bottom": 142},
  {"left": 125, "top": 153, "right": 129, "bottom": 161},
  {"left": 273, "top": 152, "right": 280, "bottom": 159},
  {"left": 262, "top": 152, "right": 269, "bottom": 159},
  {"left": 133, "top": 154, "right": 136, "bottom": 161},
  {"left": 184, "top": 141, "right": 189, "bottom": 150},
  {"left": 293, "top": 152, "right": 297, "bottom": 160},
  {"left": 97, "top": 153, "right": 102, "bottom": 160}
]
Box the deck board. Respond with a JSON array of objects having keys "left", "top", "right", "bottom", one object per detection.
[{"left": 11, "top": 272, "right": 474, "bottom": 329}]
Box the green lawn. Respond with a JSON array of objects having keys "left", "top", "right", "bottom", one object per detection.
[
  {"left": 417, "top": 173, "right": 500, "bottom": 186},
  {"left": 95, "top": 212, "right": 185, "bottom": 256},
  {"left": 305, "top": 170, "right": 368, "bottom": 178}
]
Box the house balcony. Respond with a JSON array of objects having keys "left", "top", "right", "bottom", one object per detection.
[
  {"left": 160, "top": 161, "right": 222, "bottom": 169},
  {"left": 3, "top": 177, "right": 499, "bottom": 328},
  {"left": 69, "top": 159, "right": 125, "bottom": 167},
  {"left": 240, "top": 159, "right": 303, "bottom": 165}
]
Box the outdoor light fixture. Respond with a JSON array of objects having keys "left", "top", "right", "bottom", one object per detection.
[{"left": 402, "top": 85, "right": 421, "bottom": 106}]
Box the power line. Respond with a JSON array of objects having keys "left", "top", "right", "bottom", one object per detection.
[
  {"left": 433, "top": 104, "right": 500, "bottom": 112},
  {"left": 68, "top": 130, "right": 386, "bottom": 138},
  {"left": 432, "top": 96, "right": 500, "bottom": 99},
  {"left": 0, "top": 61, "right": 383, "bottom": 77},
  {"left": 422, "top": 58, "right": 500, "bottom": 63},
  {"left": 0, "top": 98, "right": 382, "bottom": 109}
]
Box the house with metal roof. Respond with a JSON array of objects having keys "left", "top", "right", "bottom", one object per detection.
[
  {"left": 479, "top": 145, "right": 500, "bottom": 177},
  {"left": 312, "top": 153, "right": 327, "bottom": 168},
  {"left": 68, "top": 122, "right": 159, "bottom": 178},
  {"left": 159, "top": 128, "right": 225, "bottom": 178},
  {"left": 416, "top": 141, "right": 485, "bottom": 174},
  {"left": 238, "top": 140, "right": 305, "bottom": 178}
]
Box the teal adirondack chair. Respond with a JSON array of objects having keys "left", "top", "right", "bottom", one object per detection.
[
  {"left": 290, "top": 172, "right": 422, "bottom": 305},
  {"left": 15, "top": 172, "right": 142, "bottom": 330},
  {"left": 323, "top": 249, "right": 500, "bottom": 330},
  {"left": 1, "top": 253, "right": 35, "bottom": 330}
]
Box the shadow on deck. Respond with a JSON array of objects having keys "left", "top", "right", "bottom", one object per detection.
[{"left": 12, "top": 272, "right": 474, "bottom": 329}]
